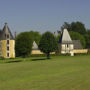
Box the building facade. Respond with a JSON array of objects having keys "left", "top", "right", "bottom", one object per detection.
[
  {"left": 0, "top": 23, "right": 15, "bottom": 58},
  {"left": 58, "top": 29, "right": 74, "bottom": 56}
]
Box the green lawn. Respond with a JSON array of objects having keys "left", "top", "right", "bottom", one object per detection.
[{"left": 0, "top": 55, "right": 90, "bottom": 90}]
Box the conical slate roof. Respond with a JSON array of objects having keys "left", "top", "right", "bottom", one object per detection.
[
  {"left": 2, "top": 23, "right": 14, "bottom": 40},
  {"left": 59, "top": 29, "right": 73, "bottom": 44},
  {"left": 0, "top": 30, "right": 3, "bottom": 40},
  {"left": 32, "top": 41, "right": 38, "bottom": 50}
]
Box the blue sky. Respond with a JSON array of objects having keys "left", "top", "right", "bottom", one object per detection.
[{"left": 0, "top": 0, "right": 90, "bottom": 34}]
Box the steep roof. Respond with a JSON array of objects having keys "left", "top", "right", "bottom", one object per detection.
[
  {"left": 59, "top": 29, "right": 73, "bottom": 44},
  {"left": 0, "top": 30, "right": 3, "bottom": 40},
  {"left": 0, "top": 23, "right": 14, "bottom": 40},
  {"left": 32, "top": 41, "right": 38, "bottom": 50},
  {"left": 73, "top": 40, "right": 83, "bottom": 49}
]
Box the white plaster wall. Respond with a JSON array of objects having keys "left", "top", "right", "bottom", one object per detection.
[
  {"left": 61, "top": 44, "right": 74, "bottom": 55},
  {"left": 61, "top": 44, "right": 65, "bottom": 50},
  {"left": 69, "top": 44, "right": 74, "bottom": 50}
]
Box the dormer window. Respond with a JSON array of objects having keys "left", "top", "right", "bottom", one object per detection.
[
  {"left": 7, "top": 34, "right": 9, "bottom": 39},
  {"left": 5, "top": 34, "right": 10, "bottom": 39}
]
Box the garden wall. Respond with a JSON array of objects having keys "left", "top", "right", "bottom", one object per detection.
[
  {"left": 31, "top": 50, "right": 55, "bottom": 55},
  {"left": 31, "top": 49, "right": 89, "bottom": 55},
  {"left": 73, "top": 49, "right": 88, "bottom": 54},
  {"left": 31, "top": 50, "right": 43, "bottom": 54}
]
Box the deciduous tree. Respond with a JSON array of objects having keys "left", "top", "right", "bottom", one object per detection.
[
  {"left": 15, "top": 32, "right": 33, "bottom": 57},
  {"left": 39, "top": 32, "right": 57, "bottom": 59}
]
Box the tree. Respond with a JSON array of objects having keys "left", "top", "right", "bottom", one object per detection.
[
  {"left": 29, "top": 31, "right": 41, "bottom": 45},
  {"left": 61, "top": 21, "right": 86, "bottom": 34},
  {"left": 39, "top": 32, "right": 58, "bottom": 59},
  {"left": 71, "top": 22, "right": 86, "bottom": 34},
  {"left": 15, "top": 32, "right": 33, "bottom": 57},
  {"left": 69, "top": 31, "right": 86, "bottom": 48},
  {"left": 61, "top": 22, "right": 72, "bottom": 31},
  {"left": 56, "top": 34, "right": 61, "bottom": 41},
  {"left": 84, "top": 30, "right": 90, "bottom": 48}
]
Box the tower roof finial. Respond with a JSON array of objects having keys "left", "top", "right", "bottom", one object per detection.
[{"left": 5, "top": 22, "right": 8, "bottom": 25}]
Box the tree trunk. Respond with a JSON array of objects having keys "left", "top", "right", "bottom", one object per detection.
[{"left": 47, "top": 52, "right": 50, "bottom": 59}]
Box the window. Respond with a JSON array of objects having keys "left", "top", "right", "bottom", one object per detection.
[
  {"left": 7, "top": 53, "right": 9, "bottom": 57},
  {"left": 7, "top": 46, "right": 9, "bottom": 51},
  {"left": 67, "top": 44, "right": 69, "bottom": 48},
  {"left": 7, "top": 34, "right": 9, "bottom": 39},
  {"left": 7, "top": 40, "right": 9, "bottom": 44}
]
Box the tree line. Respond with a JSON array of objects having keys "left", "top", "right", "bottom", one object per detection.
[
  {"left": 15, "top": 21, "right": 90, "bottom": 59},
  {"left": 15, "top": 31, "right": 57, "bottom": 59}
]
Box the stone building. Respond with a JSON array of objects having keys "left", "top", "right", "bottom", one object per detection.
[
  {"left": 0, "top": 23, "right": 15, "bottom": 58},
  {"left": 58, "top": 29, "right": 74, "bottom": 56}
]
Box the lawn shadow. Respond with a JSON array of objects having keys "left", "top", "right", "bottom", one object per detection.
[
  {"left": 6, "top": 60, "right": 22, "bottom": 63},
  {"left": 32, "top": 58, "right": 47, "bottom": 61}
]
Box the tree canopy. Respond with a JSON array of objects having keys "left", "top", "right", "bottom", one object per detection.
[
  {"left": 84, "top": 30, "right": 90, "bottom": 48},
  {"left": 61, "top": 22, "right": 72, "bottom": 31},
  {"left": 15, "top": 32, "right": 33, "bottom": 57},
  {"left": 69, "top": 31, "right": 86, "bottom": 48},
  {"left": 61, "top": 21, "right": 86, "bottom": 34},
  {"left": 29, "top": 31, "right": 41, "bottom": 45},
  {"left": 39, "top": 32, "right": 58, "bottom": 59}
]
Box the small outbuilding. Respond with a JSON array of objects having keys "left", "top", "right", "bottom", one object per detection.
[
  {"left": 58, "top": 29, "right": 74, "bottom": 56},
  {"left": 31, "top": 41, "right": 43, "bottom": 54}
]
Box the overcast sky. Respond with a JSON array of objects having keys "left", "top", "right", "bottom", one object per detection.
[{"left": 0, "top": 0, "right": 90, "bottom": 34}]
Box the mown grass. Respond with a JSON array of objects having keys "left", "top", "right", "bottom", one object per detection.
[{"left": 0, "top": 55, "right": 90, "bottom": 90}]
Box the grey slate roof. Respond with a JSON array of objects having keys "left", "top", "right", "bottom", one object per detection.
[
  {"left": 73, "top": 40, "right": 83, "bottom": 49},
  {"left": 59, "top": 29, "right": 73, "bottom": 44},
  {"left": 0, "top": 23, "right": 14, "bottom": 40},
  {"left": 0, "top": 30, "right": 4, "bottom": 40}
]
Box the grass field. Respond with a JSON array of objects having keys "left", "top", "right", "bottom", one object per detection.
[{"left": 0, "top": 55, "right": 90, "bottom": 90}]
